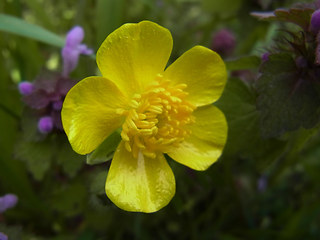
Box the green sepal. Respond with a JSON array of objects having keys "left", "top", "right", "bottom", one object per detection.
[{"left": 86, "top": 131, "right": 121, "bottom": 165}]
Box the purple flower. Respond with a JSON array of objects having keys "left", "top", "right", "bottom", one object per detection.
[
  {"left": 261, "top": 52, "right": 270, "bottom": 62},
  {"left": 62, "top": 26, "right": 93, "bottom": 76},
  {"left": 311, "top": 9, "right": 320, "bottom": 34},
  {"left": 0, "top": 194, "right": 18, "bottom": 213},
  {"left": 52, "top": 100, "right": 63, "bottom": 111},
  {"left": 0, "top": 232, "right": 8, "bottom": 240},
  {"left": 21, "top": 71, "right": 77, "bottom": 134},
  {"left": 38, "top": 116, "right": 53, "bottom": 134},
  {"left": 211, "top": 29, "right": 236, "bottom": 57},
  {"left": 18, "top": 81, "right": 34, "bottom": 95},
  {"left": 257, "top": 175, "right": 268, "bottom": 193}
]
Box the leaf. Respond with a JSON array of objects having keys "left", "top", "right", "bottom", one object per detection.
[
  {"left": 215, "top": 78, "right": 286, "bottom": 167},
  {"left": 15, "top": 137, "right": 53, "bottom": 180},
  {"left": 251, "top": 8, "right": 314, "bottom": 31},
  {"left": 86, "top": 131, "right": 121, "bottom": 165},
  {"left": 49, "top": 181, "right": 86, "bottom": 217},
  {"left": 89, "top": 170, "right": 108, "bottom": 195},
  {"left": 226, "top": 56, "right": 261, "bottom": 71},
  {"left": 0, "top": 14, "right": 64, "bottom": 47},
  {"left": 95, "top": 0, "right": 125, "bottom": 46},
  {"left": 56, "top": 135, "right": 84, "bottom": 178},
  {"left": 256, "top": 53, "right": 320, "bottom": 138}
]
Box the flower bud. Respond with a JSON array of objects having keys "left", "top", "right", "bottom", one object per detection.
[
  {"left": 65, "top": 26, "right": 84, "bottom": 47},
  {"left": 62, "top": 26, "right": 93, "bottom": 76},
  {"left": 211, "top": 29, "right": 236, "bottom": 57},
  {"left": 38, "top": 116, "right": 53, "bottom": 134},
  {"left": 261, "top": 52, "right": 270, "bottom": 62},
  {"left": 0, "top": 194, "right": 18, "bottom": 213},
  {"left": 310, "top": 9, "right": 320, "bottom": 33},
  {"left": 295, "top": 56, "right": 308, "bottom": 69},
  {"left": 18, "top": 81, "right": 34, "bottom": 95},
  {"left": 52, "top": 100, "right": 63, "bottom": 110},
  {"left": 0, "top": 232, "right": 8, "bottom": 240},
  {"left": 257, "top": 175, "right": 268, "bottom": 193}
]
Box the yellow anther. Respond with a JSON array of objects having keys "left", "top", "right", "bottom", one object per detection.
[
  {"left": 143, "top": 151, "right": 156, "bottom": 159},
  {"left": 130, "top": 99, "right": 139, "bottom": 108},
  {"left": 149, "top": 105, "right": 163, "bottom": 114},
  {"left": 119, "top": 78, "right": 196, "bottom": 159},
  {"left": 125, "top": 141, "right": 132, "bottom": 152},
  {"left": 116, "top": 108, "right": 126, "bottom": 115}
]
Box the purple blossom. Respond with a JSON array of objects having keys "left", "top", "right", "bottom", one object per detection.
[
  {"left": 38, "top": 116, "right": 53, "bottom": 134},
  {"left": 52, "top": 100, "right": 63, "bottom": 111},
  {"left": 311, "top": 9, "right": 320, "bottom": 33},
  {"left": 21, "top": 71, "right": 77, "bottom": 134},
  {"left": 0, "top": 232, "right": 8, "bottom": 240},
  {"left": 18, "top": 81, "right": 34, "bottom": 95},
  {"left": 211, "top": 29, "right": 236, "bottom": 57},
  {"left": 261, "top": 52, "right": 270, "bottom": 62},
  {"left": 257, "top": 175, "right": 268, "bottom": 193},
  {"left": 62, "top": 26, "right": 93, "bottom": 76},
  {"left": 0, "top": 194, "right": 18, "bottom": 213}
]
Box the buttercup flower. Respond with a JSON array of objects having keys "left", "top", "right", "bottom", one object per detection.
[{"left": 62, "top": 21, "right": 227, "bottom": 212}]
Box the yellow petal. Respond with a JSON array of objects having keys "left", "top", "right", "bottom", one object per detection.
[
  {"left": 168, "top": 105, "right": 227, "bottom": 170},
  {"left": 97, "top": 21, "right": 173, "bottom": 98},
  {"left": 62, "top": 76, "right": 128, "bottom": 155},
  {"left": 105, "top": 141, "right": 175, "bottom": 213},
  {"left": 164, "top": 46, "right": 227, "bottom": 107}
]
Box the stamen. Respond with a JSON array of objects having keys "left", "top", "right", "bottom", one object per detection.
[{"left": 119, "top": 77, "right": 196, "bottom": 159}]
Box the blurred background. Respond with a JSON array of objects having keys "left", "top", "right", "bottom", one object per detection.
[{"left": 1, "top": 0, "right": 320, "bottom": 239}]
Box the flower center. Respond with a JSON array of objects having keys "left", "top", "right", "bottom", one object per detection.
[{"left": 117, "top": 75, "right": 196, "bottom": 159}]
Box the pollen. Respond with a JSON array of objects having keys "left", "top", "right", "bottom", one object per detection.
[{"left": 118, "top": 75, "right": 196, "bottom": 159}]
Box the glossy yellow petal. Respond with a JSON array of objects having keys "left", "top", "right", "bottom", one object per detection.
[
  {"left": 167, "top": 105, "right": 227, "bottom": 170},
  {"left": 97, "top": 21, "right": 173, "bottom": 98},
  {"left": 105, "top": 141, "right": 175, "bottom": 213},
  {"left": 164, "top": 46, "right": 227, "bottom": 107},
  {"left": 62, "top": 76, "right": 128, "bottom": 155}
]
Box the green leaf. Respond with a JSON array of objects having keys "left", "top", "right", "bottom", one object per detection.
[
  {"left": 95, "top": 0, "right": 125, "bottom": 46},
  {"left": 86, "top": 131, "right": 121, "bottom": 165},
  {"left": 252, "top": 8, "right": 314, "bottom": 31},
  {"left": 0, "top": 14, "right": 64, "bottom": 47},
  {"left": 256, "top": 53, "right": 320, "bottom": 138},
  {"left": 226, "top": 56, "right": 261, "bottom": 71},
  {"left": 49, "top": 181, "right": 86, "bottom": 217},
  {"left": 56, "top": 135, "right": 84, "bottom": 178},
  {"left": 15, "top": 137, "right": 53, "bottom": 180},
  {"left": 215, "top": 78, "right": 286, "bottom": 167},
  {"left": 89, "top": 170, "right": 108, "bottom": 195}
]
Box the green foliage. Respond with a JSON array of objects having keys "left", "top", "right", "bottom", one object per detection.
[
  {"left": 0, "top": 14, "right": 65, "bottom": 47},
  {"left": 226, "top": 55, "right": 261, "bottom": 71},
  {"left": 96, "top": 0, "right": 125, "bottom": 46},
  {"left": 215, "top": 78, "right": 286, "bottom": 167},
  {"left": 202, "top": 0, "right": 242, "bottom": 16},
  {"left": 252, "top": 7, "right": 314, "bottom": 30},
  {"left": 256, "top": 53, "right": 320, "bottom": 138},
  {"left": 15, "top": 137, "right": 53, "bottom": 180},
  {"left": 56, "top": 136, "right": 85, "bottom": 178}
]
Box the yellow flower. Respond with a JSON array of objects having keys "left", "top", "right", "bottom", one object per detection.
[{"left": 62, "top": 21, "right": 228, "bottom": 213}]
